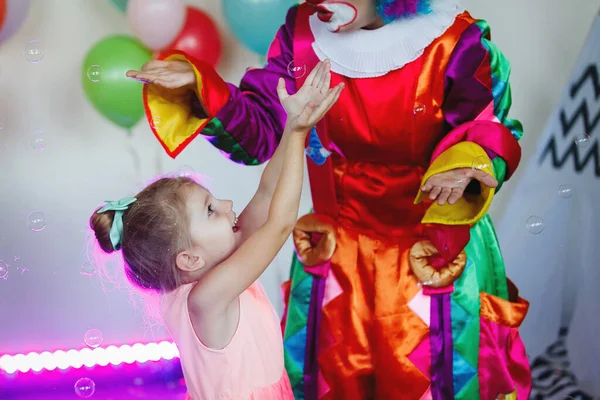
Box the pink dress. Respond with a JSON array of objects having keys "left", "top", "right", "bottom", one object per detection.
[{"left": 160, "top": 280, "right": 294, "bottom": 400}]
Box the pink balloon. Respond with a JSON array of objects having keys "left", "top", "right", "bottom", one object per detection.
[{"left": 126, "top": 0, "right": 186, "bottom": 51}]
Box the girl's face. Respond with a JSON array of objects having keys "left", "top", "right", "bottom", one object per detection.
[
  {"left": 305, "top": 0, "right": 383, "bottom": 32},
  {"left": 185, "top": 185, "right": 240, "bottom": 269}
]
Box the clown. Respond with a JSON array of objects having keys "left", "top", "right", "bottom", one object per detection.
[{"left": 128, "top": 0, "right": 531, "bottom": 398}]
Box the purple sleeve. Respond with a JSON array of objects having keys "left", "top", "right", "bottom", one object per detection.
[
  {"left": 440, "top": 19, "right": 523, "bottom": 186},
  {"left": 202, "top": 6, "right": 299, "bottom": 165}
]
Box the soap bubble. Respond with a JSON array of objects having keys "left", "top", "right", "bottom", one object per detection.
[
  {"left": 418, "top": 278, "right": 440, "bottom": 287},
  {"left": 575, "top": 134, "right": 591, "bottom": 147},
  {"left": 74, "top": 377, "right": 95, "bottom": 398},
  {"left": 80, "top": 261, "right": 97, "bottom": 277},
  {"left": 525, "top": 216, "right": 545, "bottom": 235},
  {"left": 413, "top": 102, "right": 426, "bottom": 115},
  {"left": 558, "top": 184, "right": 574, "bottom": 198},
  {"left": 0, "top": 261, "right": 8, "bottom": 280},
  {"left": 472, "top": 156, "right": 491, "bottom": 171},
  {"left": 176, "top": 165, "right": 195, "bottom": 177},
  {"left": 84, "top": 329, "right": 103, "bottom": 348},
  {"left": 27, "top": 211, "right": 46, "bottom": 232},
  {"left": 287, "top": 60, "right": 306, "bottom": 79},
  {"left": 24, "top": 40, "right": 44, "bottom": 63},
  {"left": 87, "top": 65, "right": 102, "bottom": 83},
  {"left": 31, "top": 131, "right": 47, "bottom": 151}
]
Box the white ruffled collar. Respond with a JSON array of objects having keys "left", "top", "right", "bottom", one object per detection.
[{"left": 310, "top": 0, "right": 464, "bottom": 78}]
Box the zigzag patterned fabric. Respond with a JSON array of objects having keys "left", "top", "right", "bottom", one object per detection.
[{"left": 530, "top": 328, "right": 595, "bottom": 400}]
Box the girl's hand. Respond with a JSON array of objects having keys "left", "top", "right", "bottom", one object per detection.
[
  {"left": 277, "top": 60, "right": 344, "bottom": 133},
  {"left": 277, "top": 60, "right": 340, "bottom": 119},
  {"left": 126, "top": 60, "right": 196, "bottom": 89},
  {"left": 420, "top": 168, "right": 498, "bottom": 205}
]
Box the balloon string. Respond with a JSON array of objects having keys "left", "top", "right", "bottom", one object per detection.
[
  {"left": 128, "top": 146, "right": 142, "bottom": 187},
  {"left": 126, "top": 133, "right": 142, "bottom": 188},
  {"left": 155, "top": 144, "right": 163, "bottom": 175}
]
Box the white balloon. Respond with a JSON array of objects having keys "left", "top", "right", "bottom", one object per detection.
[{"left": 126, "top": 0, "right": 186, "bottom": 51}]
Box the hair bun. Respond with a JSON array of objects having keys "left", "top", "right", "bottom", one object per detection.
[{"left": 90, "top": 208, "right": 116, "bottom": 253}]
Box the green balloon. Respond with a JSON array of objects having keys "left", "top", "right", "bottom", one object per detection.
[
  {"left": 109, "top": 0, "right": 128, "bottom": 13},
  {"left": 82, "top": 35, "right": 152, "bottom": 129}
]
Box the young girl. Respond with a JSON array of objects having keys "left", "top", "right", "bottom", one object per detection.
[{"left": 90, "top": 60, "right": 343, "bottom": 399}]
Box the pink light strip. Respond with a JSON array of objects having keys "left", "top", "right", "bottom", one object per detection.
[{"left": 0, "top": 341, "right": 179, "bottom": 374}]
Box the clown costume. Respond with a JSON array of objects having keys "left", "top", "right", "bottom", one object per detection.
[{"left": 140, "top": 0, "right": 532, "bottom": 398}]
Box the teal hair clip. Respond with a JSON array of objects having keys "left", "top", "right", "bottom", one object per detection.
[{"left": 97, "top": 197, "right": 137, "bottom": 250}]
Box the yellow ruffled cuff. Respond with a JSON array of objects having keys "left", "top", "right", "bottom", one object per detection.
[
  {"left": 414, "top": 142, "right": 496, "bottom": 226},
  {"left": 143, "top": 52, "right": 230, "bottom": 158}
]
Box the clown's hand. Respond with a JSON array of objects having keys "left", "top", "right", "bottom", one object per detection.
[
  {"left": 277, "top": 59, "right": 342, "bottom": 118},
  {"left": 126, "top": 60, "right": 196, "bottom": 90},
  {"left": 420, "top": 168, "right": 498, "bottom": 206}
]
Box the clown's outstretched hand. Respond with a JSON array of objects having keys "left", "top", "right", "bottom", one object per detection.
[
  {"left": 126, "top": 60, "right": 196, "bottom": 90},
  {"left": 420, "top": 168, "right": 498, "bottom": 206}
]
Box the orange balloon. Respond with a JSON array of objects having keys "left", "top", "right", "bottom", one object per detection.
[{"left": 0, "top": 0, "right": 6, "bottom": 33}]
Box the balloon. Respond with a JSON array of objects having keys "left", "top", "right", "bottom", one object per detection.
[
  {"left": 126, "top": 0, "right": 186, "bottom": 51},
  {"left": 222, "top": 0, "right": 297, "bottom": 56},
  {"left": 162, "top": 6, "right": 222, "bottom": 68},
  {"left": 0, "top": 0, "right": 30, "bottom": 44},
  {"left": 0, "top": 1, "right": 6, "bottom": 32},
  {"left": 82, "top": 35, "right": 152, "bottom": 129},
  {"left": 109, "top": 0, "right": 128, "bottom": 13}
]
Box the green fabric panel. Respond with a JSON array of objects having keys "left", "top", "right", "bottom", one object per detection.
[
  {"left": 284, "top": 276, "right": 312, "bottom": 338},
  {"left": 455, "top": 370, "right": 480, "bottom": 400},
  {"left": 475, "top": 19, "right": 523, "bottom": 195},
  {"left": 475, "top": 20, "right": 524, "bottom": 142},
  {"left": 454, "top": 313, "right": 480, "bottom": 368},
  {"left": 492, "top": 156, "right": 507, "bottom": 192},
  {"left": 451, "top": 213, "right": 513, "bottom": 399},
  {"left": 283, "top": 252, "right": 312, "bottom": 400},
  {"left": 283, "top": 253, "right": 313, "bottom": 340},
  {"left": 200, "top": 118, "right": 261, "bottom": 166},
  {"left": 471, "top": 215, "right": 509, "bottom": 300},
  {"left": 452, "top": 257, "right": 481, "bottom": 398},
  {"left": 289, "top": 251, "right": 312, "bottom": 292},
  {"left": 283, "top": 349, "right": 304, "bottom": 397},
  {"left": 464, "top": 215, "right": 508, "bottom": 299}
]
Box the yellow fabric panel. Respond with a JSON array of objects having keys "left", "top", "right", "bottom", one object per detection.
[
  {"left": 145, "top": 54, "right": 207, "bottom": 156},
  {"left": 414, "top": 142, "right": 496, "bottom": 225}
]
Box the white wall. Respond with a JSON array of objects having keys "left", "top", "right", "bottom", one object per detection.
[{"left": 0, "top": 0, "right": 597, "bottom": 355}]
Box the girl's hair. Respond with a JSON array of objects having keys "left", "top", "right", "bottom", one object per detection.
[
  {"left": 90, "top": 176, "right": 198, "bottom": 293},
  {"left": 376, "top": 0, "right": 431, "bottom": 23}
]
